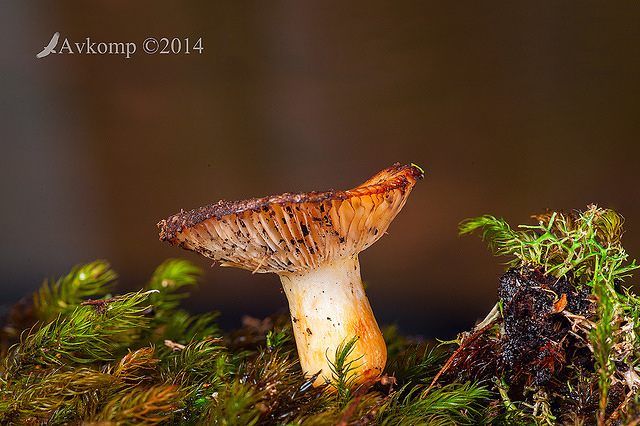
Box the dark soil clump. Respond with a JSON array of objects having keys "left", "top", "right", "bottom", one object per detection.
[
  {"left": 498, "top": 267, "right": 595, "bottom": 387},
  {"left": 444, "top": 267, "right": 632, "bottom": 423}
]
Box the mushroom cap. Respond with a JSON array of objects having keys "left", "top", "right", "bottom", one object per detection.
[{"left": 158, "top": 163, "right": 423, "bottom": 274}]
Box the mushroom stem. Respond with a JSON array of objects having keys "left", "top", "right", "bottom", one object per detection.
[{"left": 279, "top": 256, "right": 387, "bottom": 387}]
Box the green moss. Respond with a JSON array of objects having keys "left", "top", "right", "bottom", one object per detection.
[{"left": 1, "top": 204, "right": 638, "bottom": 424}]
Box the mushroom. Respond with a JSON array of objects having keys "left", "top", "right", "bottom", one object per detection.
[{"left": 158, "top": 163, "right": 423, "bottom": 386}]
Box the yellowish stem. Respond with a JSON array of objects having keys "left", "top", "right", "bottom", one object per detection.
[{"left": 279, "top": 256, "right": 387, "bottom": 387}]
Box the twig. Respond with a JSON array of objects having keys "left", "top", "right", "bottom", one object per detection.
[
  {"left": 81, "top": 290, "right": 159, "bottom": 314},
  {"left": 422, "top": 318, "right": 500, "bottom": 398}
]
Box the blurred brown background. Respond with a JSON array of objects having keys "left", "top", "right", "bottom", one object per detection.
[{"left": 2, "top": 2, "right": 639, "bottom": 338}]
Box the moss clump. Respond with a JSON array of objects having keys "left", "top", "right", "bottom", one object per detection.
[
  {"left": 0, "top": 259, "right": 488, "bottom": 425},
  {"left": 449, "top": 205, "right": 640, "bottom": 425}
]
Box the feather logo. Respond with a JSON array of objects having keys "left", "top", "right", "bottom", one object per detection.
[{"left": 36, "top": 32, "right": 60, "bottom": 58}]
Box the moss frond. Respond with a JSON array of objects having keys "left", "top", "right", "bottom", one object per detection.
[
  {"left": 385, "top": 344, "right": 445, "bottom": 387},
  {"left": 459, "top": 214, "right": 537, "bottom": 269},
  {"left": 378, "top": 382, "right": 490, "bottom": 425},
  {"left": 0, "top": 367, "right": 114, "bottom": 423},
  {"left": 199, "top": 379, "right": 262, "bottom": 426},
  {"left": 324, "top": 336, "right": 363, "bottom": 406},
  {"left": 34, "top": 260, "right": 117, "bottom": 322},
  {"left": 459, "top": 205, "right": 638, "bottom": 288},
  {"left": 5, "top": 290, "right": 154, "bottom": 373},
  {"left": 146, "top": 259, "right": 202, "bottom": 318},
  {"left": 111, "top": 346, "right": 162, "bottom": 386},
  {"left": 94, "top": 383, "right": 181, "bottom": 425}
]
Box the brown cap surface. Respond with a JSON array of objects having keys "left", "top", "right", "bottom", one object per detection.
[{"left": 158, "top": 163, "right": 423, "bottom": 273}]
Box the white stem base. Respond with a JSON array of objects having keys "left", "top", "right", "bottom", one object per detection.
[{"left": 279, "top": 256, "right": 387, "bottom": 387}]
